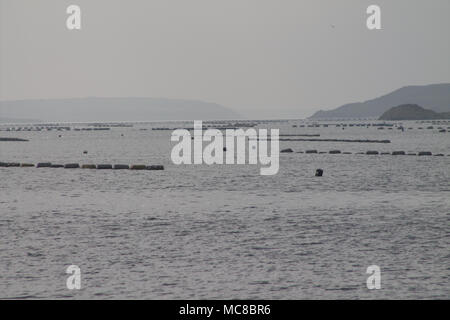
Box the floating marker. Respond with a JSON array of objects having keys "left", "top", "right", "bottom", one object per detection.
[
  {"left": 37, "top": 162, "right": 52, "bottom": 168},
  {"left": 8, "top": 162, "right": 20, "bottom": 167},
  {"left": 64, "top": 163, "right": 80, "bottom": 169},
  {"left": 130, "top": 165, "right": 146, "bottom": 170},
  {"left": 20, "top": 163, "right": 34, "bottom": 167},
  {"left": 113, "top": 164, "right": 129, "bottom": 170},
  {"left": 97, "top": 164, "right": 113, "bottom": 169},
  {"left": 81, "top": 164, "right": 96, "bottom": 169},
  {"left": 146, "top": 165, "right": 164, "bottom": 170}
]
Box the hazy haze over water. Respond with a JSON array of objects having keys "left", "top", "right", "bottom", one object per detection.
[{"left": 1, "top": 0, "right": 450, "bottom": 118}]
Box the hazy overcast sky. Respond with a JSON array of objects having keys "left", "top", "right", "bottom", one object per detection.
[{"left": 1, "top": 0, "right": 449, "bottom": 118}]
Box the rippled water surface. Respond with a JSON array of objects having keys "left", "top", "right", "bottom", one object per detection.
[{"left": 0, "top": 120, "right": 449, "bottom": 299}]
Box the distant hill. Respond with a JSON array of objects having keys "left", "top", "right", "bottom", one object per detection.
[
  {"left": 379, "top": 104, "right": 450, "bottom": 120},
  {"left": 0, "top": 97, "right": 241, "bottom": 122},
  {"left": 0, "top": 117, "right": 42, "bottom": 123},
  {"left": 310, "top": 83, "right": 450, "bottom": 119}
]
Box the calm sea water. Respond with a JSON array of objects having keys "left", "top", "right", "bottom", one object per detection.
[{"left": 0, "top": 120, "right": 449, "bottom": 299}]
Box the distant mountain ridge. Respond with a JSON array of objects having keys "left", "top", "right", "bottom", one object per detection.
[
  {"left": 379, "top": 104, "right": 450, "bottom": 120},
  {"left": 0, "top": 97, "right": 241, "bottom": 122},
  {"left": 310, "top": 83, "right": 450, "bottom": 119}
]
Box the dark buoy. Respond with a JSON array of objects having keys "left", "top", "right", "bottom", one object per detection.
[
  {"left": 8, "top": 163, "right": 20, "bottom": 167},
  {"left": 130, "top": 165, "right": 146, "bottom": 170},
  {"left": 315, "top": 169, "right": 323, "bottom": 177},
  {"left": 146, "top": 165, "right": 164, "bottom": 170},
  {"left": 83, "top": 150, "right": 88, "bottom": 154},
  {"left": 97, "top": 164, "right": 113, "bottom": 169},
  {"left": 20, "top": 163, "right": 34, "bottom": 167},
  {"left": 280, "top": 148, "right": 294, "bottom": 153},
  {"left": 223, "top": 147, "right": 227, "bottom": 152},
  {"left": 64, "top": 163, "right": 80, "bottom": 169},
  {"left": 37, "top": 162, "right": 52, "bottom": 168},
  {"left": 81, "top": 164, "right": 96, "bottom": 169},
  {"left": 113, "top": 164, "right": 129, "bottom": 170}
]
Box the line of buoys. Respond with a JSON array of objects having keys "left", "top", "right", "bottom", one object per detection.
[
  {"left": 276, "top": 138, "right": 391, "bottom": 143},
  {"left": 1, "top": 162, "right": 165, "bottom": 170},
  {"left": 279, "top": 149, "right": 447, "bottom": 157},
  {"left": 0, "top": 137, "right": 29, "bottom": 141}
]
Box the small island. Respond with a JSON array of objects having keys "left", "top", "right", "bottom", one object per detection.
[{"left": 379, "top": 104, "right": 450, "bottom": 120}]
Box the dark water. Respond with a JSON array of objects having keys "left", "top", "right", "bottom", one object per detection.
[{"left": 0, "top": 120, "right": 449, "bottom": 299}]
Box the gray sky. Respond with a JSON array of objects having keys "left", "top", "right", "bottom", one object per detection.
[{"left": 1, "top": 0, "right": 449, "bottom": 118}]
